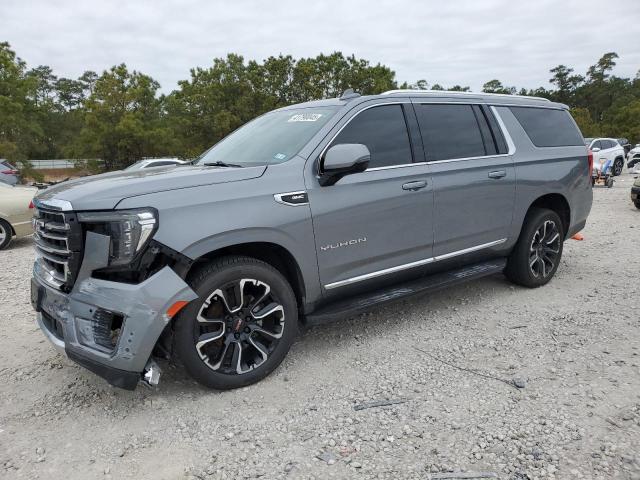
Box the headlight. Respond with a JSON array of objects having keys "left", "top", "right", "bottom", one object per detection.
[{"left": 77, "top": 208, "right": 158, "bottom": 266}]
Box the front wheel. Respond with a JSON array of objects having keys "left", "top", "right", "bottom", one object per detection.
[
  {"left": 505, "top": 208, "right": 564, "bottom": 288},
  {"left": 174, "top": 256, "right": 298, "bottom": 390},
  {"left": 634, "top": 200, "right": 640, "bottom": 210},
  {"left": 613, "top": 158, "right": 623, "bottom": 176}
]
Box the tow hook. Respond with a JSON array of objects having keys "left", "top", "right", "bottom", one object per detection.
[{"left": 141, "top": 359, "right": 161, "bottom": 388}]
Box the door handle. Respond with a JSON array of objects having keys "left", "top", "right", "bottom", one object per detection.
[
  {"left": 488, "top": 170, "right": 507, "bottom": 179},
  {"left": 402, "top": 180, "right": 427, "bottom": 191}
]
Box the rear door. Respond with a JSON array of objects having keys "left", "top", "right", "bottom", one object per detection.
[
  {"left": 414, "top": 103, "right": 515, "bottom": 257},
  {"left": 306, "top": 102, "right": 434, "bottom": 292}
]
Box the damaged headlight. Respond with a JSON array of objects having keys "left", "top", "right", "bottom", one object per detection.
[{"left": 77, "top": 208, "right": 158, "bottom": 266}]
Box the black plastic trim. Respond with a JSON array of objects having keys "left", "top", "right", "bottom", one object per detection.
[{"left": 66, "top": 348, "right": 140, "bottom": 390}]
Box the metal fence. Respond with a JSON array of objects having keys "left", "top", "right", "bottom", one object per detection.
[{"left": 29, "top": 159, "right": 103, "bottom": 169}]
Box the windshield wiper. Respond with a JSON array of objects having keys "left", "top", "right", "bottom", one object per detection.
[{"left": 202, "top": 160, "right": 244, "bottom": 168}]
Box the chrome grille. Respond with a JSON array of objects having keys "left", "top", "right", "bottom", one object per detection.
[{"left": 33, "top": 205, "right": 83, "bottom": 291}]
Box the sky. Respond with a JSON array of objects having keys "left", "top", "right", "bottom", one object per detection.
[{"left": 2, "top": 0, "right": 640, "bottom": 93}]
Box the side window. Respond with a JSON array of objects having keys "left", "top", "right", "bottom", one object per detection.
[
  {"left": 602, "top": 140, "right": 614, "bottom": 149},
  {"left": 591, "top": 140, "right": 602, "bottom": 150},
  {"left": 510, "top": 107, "right": 584, "bottom": 147},
  {"left": 415, "top": 104, "right": 486, "bottom": 161},
  {"left": 329, "top": 104, "right": 413, "bottom": 169},
  {"left": 481, "top": 105, "right": 508, "bottom": 154}
]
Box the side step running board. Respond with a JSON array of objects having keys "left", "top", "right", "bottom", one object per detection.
[{"left": 305, "top": 258, "right": 507, "bottom": 326}]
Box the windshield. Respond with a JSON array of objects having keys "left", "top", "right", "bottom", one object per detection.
[
  {"left": 124, "top": 160, "right": 146, "bottom": 171},
  {"left": 196, "top": 107, "right": 339, "bottom": 167}
]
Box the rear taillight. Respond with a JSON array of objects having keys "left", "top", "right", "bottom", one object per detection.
[
  {"left": 29, "top": 200, "right": 34, "bottom": 209},
  {"left": 587, "top": 149, "right": 593, "bottom": 177},
  {"left": 1, "top": 169, "right": 18, "bottom": 175}
]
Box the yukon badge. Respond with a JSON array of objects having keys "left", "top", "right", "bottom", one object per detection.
[{"left": 321, "top": 237, "right": 367, "bottom": 251}]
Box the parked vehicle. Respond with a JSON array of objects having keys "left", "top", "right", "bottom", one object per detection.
[
  {"left": 617, "top": 138, "right": 631, "bottom": 157},
  {"left": 124, "top": 158, "right": 187, "bottom": 171},
  {"left": 632, "top": 176, "right": 640, "bottom": 210},
  {"left": 628, "top": 144, "right": 640, "bottom": 170},
  {"left": 584, "top": 138, "right": 626, "bottom": 176},
  {"left": 0, "top": 183, "right": 36, "bottom": 249},
  {"left": 0, "top": 159, "right": 20, "bottom": 186},
  {"left": 31, "top": 89, "right": 592, "bottom": 390}
]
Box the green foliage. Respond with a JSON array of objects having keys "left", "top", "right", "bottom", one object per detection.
[
  {"left": 1, "top": 41, "right": 639, "bottom": 174},
  {"left": 482, "top": 79, "right": 516, "bottom": 95}
]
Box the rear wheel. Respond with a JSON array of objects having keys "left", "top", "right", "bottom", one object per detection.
[
  {"left": 174, "top": 256, "right": 298, "bottom": 390},
  {"left": 505, "top": 208, "right": 564, "bottom": 288},
  {"left": 0, "top": 219, "right": 12, "bottom": 250},
  {"left": 613, "top": 158, "right": 624, "bottom": 176},
  {"left": 634, "top": 200, "right": 640, "bottom": 210}
]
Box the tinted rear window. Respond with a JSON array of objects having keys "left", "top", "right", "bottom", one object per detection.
[
  {"left": 510, "top": 107, "right": 583, "bottom": 147},
  {"left": 415, "top": 104, "right": 486, "bottom": 161}
]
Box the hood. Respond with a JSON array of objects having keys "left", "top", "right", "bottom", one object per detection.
[{"left": 36, "top": 164, "right": 267, "bottom": 210}]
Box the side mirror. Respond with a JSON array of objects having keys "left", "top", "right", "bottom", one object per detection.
[
  {"left": 591, "top": 147, "right": 601, "bottom": 152},
  {"left": 319, "top": 144, "right": 370, "bottom": 186}
]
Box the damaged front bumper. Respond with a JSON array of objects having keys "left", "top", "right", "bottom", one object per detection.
[{"left": 32, "top": 232, "right": 197, "bottom": 390}]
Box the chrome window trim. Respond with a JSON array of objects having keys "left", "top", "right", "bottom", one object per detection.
[
  {"left": 273, "top": 191, "right": 309, "bottom": 206},
  {"left": 324, "top": 238, "right": 507, "bottom": 290},
  {"left": 490, "top": 106, "right": 516, "bottom": 155},
  {"left": 367, "top": 161, "right": 429, "bottom": 172}
]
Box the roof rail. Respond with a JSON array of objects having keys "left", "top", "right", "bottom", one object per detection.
[{"left": 381, "top": 89, "right": 551, "bottom": 102}]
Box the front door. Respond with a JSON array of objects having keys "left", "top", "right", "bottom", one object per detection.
[
  {"left": 414, "top": 102, "right": 516, "bottom": 257},
  {"left": 305, "top": 102, "right": 434, "bottom": 293}
]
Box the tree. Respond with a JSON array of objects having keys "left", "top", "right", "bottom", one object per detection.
[
  {"left": 71, "top": 64, "right": 172, "bottom": 170},
  {"left": 482, "top": 79, "right": 515, "bottom": 94},
  {"left": 549, "top": 65, "right": 583, "bottom": 104}
]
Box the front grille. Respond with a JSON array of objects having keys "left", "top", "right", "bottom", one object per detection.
[{"left": 33, "top": 206, "right": 84, "bottom": 291}]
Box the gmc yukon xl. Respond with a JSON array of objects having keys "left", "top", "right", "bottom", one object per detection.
[{"left": 31, "top": 89, "right": 592, "bottom": 390}]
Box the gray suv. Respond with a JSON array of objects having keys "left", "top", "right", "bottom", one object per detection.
[{"left": 31, "top": 90, "right": 592, "bottom": 390}]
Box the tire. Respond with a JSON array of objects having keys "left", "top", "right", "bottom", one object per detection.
[
  {"left": 613, "top": 158, "right": 623, "bottom": 176},
  {"left": 505, "top": 208, "right": 564, "bottom": 288},
  {"left": 634, "top": 201, "right": 640, "bottom": 210},
  {"left": 174, "top": 255, "right": 298, "bottom": 390},
  {"left": 0, "top": 219, "right": 13, "bottom": 250}
]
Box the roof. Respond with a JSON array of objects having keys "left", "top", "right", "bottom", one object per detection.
[{"left": 278, "top": 89, "right": 567, "bottom": 111}]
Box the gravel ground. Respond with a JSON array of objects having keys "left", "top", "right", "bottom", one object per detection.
[{"left": 1, "top": 175, "right": 639, "bottom": 480}]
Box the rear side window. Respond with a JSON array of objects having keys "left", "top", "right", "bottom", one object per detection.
[
  {"left": 591, "top": 140, "right": 602, "bottom": 150},
  {"left": 510, "top": 107, "right": 583, "bottom": 147},
  {"left": 415, "top": 104, "right": 486, "bottom": 161},
  {"left": 331, "top": 104, "right": 413, "bottom": 169}
]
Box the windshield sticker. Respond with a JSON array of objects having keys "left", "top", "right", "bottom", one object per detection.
[
  {"left": 288, "top": 113, "right": 323, "bottom": 122},
  {"left": 273, "top": 153, "right": 287, "bottom": 160}
]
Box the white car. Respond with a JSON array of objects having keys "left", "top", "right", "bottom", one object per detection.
[
  {"left": 0, "top": 183, "right": 36, "bottom": 250},
  {"left": 124, "top": 158, "right": 188, "bottom": 171},
  {"left": 584, "top": 138, "right": 626, "bottom": 176},
  {"left": 627, "top": 144, "right": 640, "bottom": 173}
]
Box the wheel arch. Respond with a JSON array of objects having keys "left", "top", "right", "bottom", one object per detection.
[
  {"left": 526, "top": 193, "right": 571, "bottom": 239},
  {"left": 185, "top": 242, "right": 307, "bottom": 309},
  {"left": 0, "top": 215, "right": 15, "bottom": 236}
]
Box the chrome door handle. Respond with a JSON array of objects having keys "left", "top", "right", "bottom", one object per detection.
[
  {"left": 488, "top": 170, "right": 507, "bottom": 179},
  {"left": 402, "top": 180, "right": 427, "bottom": 191}
]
